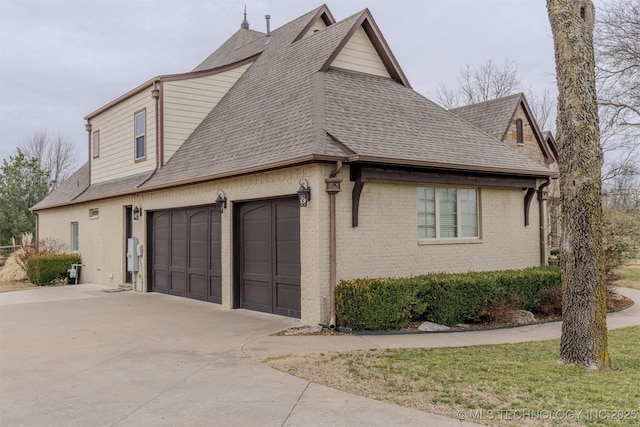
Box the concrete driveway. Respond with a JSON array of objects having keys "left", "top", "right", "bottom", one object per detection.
[{"left": 0, "top": 284, "right": 477, "bottom": 427}]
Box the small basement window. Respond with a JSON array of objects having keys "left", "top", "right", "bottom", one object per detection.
[{"left": 89, "top": 208, "right": 99, "bottom": 219}]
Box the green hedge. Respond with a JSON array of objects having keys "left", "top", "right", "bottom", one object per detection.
[
  {"left": 27, "top": 253, "right": 82, "bottom": 286},
  {"left": 336, "top": 267, "right": 561, "bottom": 330}
]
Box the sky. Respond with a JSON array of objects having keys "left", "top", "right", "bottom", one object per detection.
[{"left": 0, "top": 0, "right": 568, "bottom": 168}]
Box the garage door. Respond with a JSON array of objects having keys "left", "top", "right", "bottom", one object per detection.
[
  {"left": 151, "top": 206, "right": 221, "bottom": 303},
  {"left": 236, "top": 198, "right": 301, "bottom": 318}
]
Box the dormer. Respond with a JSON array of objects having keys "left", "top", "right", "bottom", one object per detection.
[{"left": 320, "top": 9, "right": 410, "bottom": 87}]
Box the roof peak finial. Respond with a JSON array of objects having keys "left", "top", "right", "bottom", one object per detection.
[{"left": 241, "top": 5, "right": 249, "bottom": 30}]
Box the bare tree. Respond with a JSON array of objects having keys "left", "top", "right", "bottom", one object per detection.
[
  {"left": 526, "top": 88, "right": 555, "bottom": 132},
  {"left": 593, "top": 0, "right": 640, "bottom": 186},
  {"left": 435, "top": 59, "right": 521, "bottom": 108},
  {"left": 435, "top": 60, "right": 556, "bottom": 132},
  {"left": 21, "top": 131, "right": 78, "bottom": 189},
  {"left": 548, "top": 0, "right": 610, "bottom": 369}
]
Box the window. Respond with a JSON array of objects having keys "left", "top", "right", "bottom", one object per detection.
[
  {"left": 134, "top": 109, "right": 146, "bottom": 160},
  {"left": 92, "top": 130, "right": 100, "bottom": 158},
  {"left": 89, "top": 208, "right": 99, "bottom": 219},
  {"left": 516, "top": 118, "right": 524, "bottom": 145},
  {"left": 417, "top": 187, "right": 479, "bottom": 239},
  {"left": 71, "top": 222, "right": 79, "bottom": 251}
]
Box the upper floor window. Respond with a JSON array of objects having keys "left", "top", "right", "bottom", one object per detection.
[
  {"left": 516, "top": 118, "right": 524, "bottom": 145},
  {"left": 89, "top": 208, "right": 99, "bottom": 219},
  {"left": 417, "top": 187, "right": 479, "bottom": 239},
  {"left": 92, "top": 130, "right": 100, "bottom": 158},
  {"left": 134, "top": 109, "right": 146, "bottom": 161}
]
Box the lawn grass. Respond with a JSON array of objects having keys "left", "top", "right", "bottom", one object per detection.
[
  {"left": 266, "top": 327, "right": 639, "bottom": 427},
  {"left": 612, "top": 259, "right": 640, "bottom": 290}
]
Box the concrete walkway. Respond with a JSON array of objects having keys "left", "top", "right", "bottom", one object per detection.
[
  {"left": 1, "top": 285, "right": 638, "bottom": 427},
  {"left": 244, "top": 286, "right": 640, "bottom": 359}
]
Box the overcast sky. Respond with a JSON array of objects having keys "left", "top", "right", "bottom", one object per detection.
[{"left": 1, "top": 0, "right": 571, "bottom": 168}]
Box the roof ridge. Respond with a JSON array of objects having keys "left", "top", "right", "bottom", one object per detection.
[{"left": 450, "top": 92, "right": 523, "bottom": 112}]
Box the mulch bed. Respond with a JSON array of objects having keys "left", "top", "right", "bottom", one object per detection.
[{"left": 287, "top": 289, "right": 634, "bottom": 335}]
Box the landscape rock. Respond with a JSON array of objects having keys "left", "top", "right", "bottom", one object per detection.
[
  {"left": 507, "top": 309, "right": 536, "bottom": 325},
  {"left": 283, "top": 325, "right": 323, "bottom": 335},
  {"left": 418, "top": 321, "right": 450, "bottom": 332}
]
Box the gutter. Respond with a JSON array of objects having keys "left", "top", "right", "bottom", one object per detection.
[
  {"left": 29, "top": 154, "right": 347, "bottom": 211},
  {"left": 347, "top": 154, "right": 557, "bottom": 178}
]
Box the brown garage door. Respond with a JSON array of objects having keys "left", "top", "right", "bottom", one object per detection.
[
  {"left": 235, "top": 198, "right": 301, "bottom": 318},
  {"left": 150, "top": 206, "right": 221, "bottom": 303}
]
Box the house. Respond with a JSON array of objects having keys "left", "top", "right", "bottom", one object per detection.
[
  {"left": 450, "top": 93, "right": 560, "bottom": 252},
  {"left": 32, "top": 4, "right": 557, "bottom": 326}
]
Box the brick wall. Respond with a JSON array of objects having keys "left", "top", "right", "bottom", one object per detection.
[{"left": 37, "top": 163, "right": 543, "bottom": 325}]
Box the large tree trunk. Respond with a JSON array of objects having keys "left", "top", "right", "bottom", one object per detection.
[{"left": 547, "top": 0, "right": 611, "bottom": 369}]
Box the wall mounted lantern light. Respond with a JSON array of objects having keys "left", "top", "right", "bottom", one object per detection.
[
  {"left": 132, "top": 205, "right": 141, "bottom": 220},
  {"left": 215, "top": 191, "right": 228, "bottom": 213},
  {"left": 297, "top": 178, "right": 311, "bottom": 207}
]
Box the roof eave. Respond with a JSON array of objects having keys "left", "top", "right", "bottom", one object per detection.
[
  {"left": 346, "top": 154, "right": 557, "bottom": 178},
  {"left": 31, "top": 154, "right": 347, "bottom": 211}
]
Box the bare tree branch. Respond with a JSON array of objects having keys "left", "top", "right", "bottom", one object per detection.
[{"left": 20, "top": 131, "right": 78, "bottom": 189}]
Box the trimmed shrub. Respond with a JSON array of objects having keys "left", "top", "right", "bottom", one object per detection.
[
  {"left": 335, "top": 277, "right": 427, "bottom": 330},
  {"left": 27, "top": 253, "right": 82, "bottom": 286},
  {"left": 335, "top": 267, "right": 561, "bottom": 330}
]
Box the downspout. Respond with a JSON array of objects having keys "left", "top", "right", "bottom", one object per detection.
[
  {"left": 33, "top": 211, "right": 39, "bottom": 250},
  {"left": 326, "top": 161, "right": 342, "bottom": 330},
  {"left": 137, "top": 81, "right": 162, "bottom": 188},
  {"left": 537, "top": 178, "right": 551, "bottom": 266},
  {"left": 85, "top": 121, "right": 92, "bottom": 186}
]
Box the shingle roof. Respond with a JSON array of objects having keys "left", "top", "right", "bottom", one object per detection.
[
  {"left": 31, "top": 163, "right": 90, "bottom": 210},
  {"left": 449, "top": 93, "right": 522, "bottom": 141},
  {"left": 324, "top": 71, "right": 549, "bottom": 174},
  {"left": 192, "top": 28, "right": 266, "bottom": 72},
  {"left": 144, "top": 7, "right": 362, "bottom": 188},
  {"left": 34, "top": 5, "right": 553, "bottom": 210}
]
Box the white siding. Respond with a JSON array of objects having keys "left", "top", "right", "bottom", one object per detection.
[
  {"left": 301, "top": 18, "right": 328, "bottom": 39},
  {"left": 90, "top": 88, "right": 156, "bottom": 184},
  {"left": 331, "top": 26, "right": 390, "bottom": 78},
  {"left": 162, "top": 63, "right": 251, "bottom": 163}
]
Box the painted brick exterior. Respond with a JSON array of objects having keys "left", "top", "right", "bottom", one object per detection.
[{"left": 37, "top": 163, "right": 543, "bottom": 325}]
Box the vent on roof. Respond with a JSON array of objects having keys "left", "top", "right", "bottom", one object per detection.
[{"left": 265, "top": 14, "right": 271, "bottom": 43}]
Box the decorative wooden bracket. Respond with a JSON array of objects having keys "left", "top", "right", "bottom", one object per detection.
[
  {"left": 351, "top": 166, "right": 365, "bottom": 227},
  {"left": 524, "top": 187, "right": 536, "bottom": 226}
]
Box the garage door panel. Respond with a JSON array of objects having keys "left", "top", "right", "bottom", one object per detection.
[
  {"left": 170, "top": 271, "right": 186, "bottom": 296},
  {"left": 274, "top": 283, "right": 301, "bottom": 317},
  {"left": 209, "top": 276, "right": 222, "bottom": 303},
  {"left": 237, "top": 198, "right": 300, "bottom": 318},
  {"left": 242, "top": 280, "right": 271, "bottom": 312},
  {"left": 243, "top": 242, "right": 270, "bottom": 262},
  {"left": 188, "top": 273, "right": 207, "bottom": 301},
  {"left": 154, "top": 274, "right": 169, "bottom": 294},
  {"left": 152, "top": 206, "right": 221, "bottom": 305}
]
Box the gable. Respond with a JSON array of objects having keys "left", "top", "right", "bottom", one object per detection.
[
  {"left": 301, "top": 17, "right": 329, "bottom": 40},
  {"left": 503, "top": 104, "right": 548, "bottom": 166},
  {"left": 330, "top": 26, "right": 390, "bottom": 78}
]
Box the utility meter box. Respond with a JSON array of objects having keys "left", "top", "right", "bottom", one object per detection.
[{"left": 127, "top": 237, "right": 139, "bottom": 272}]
